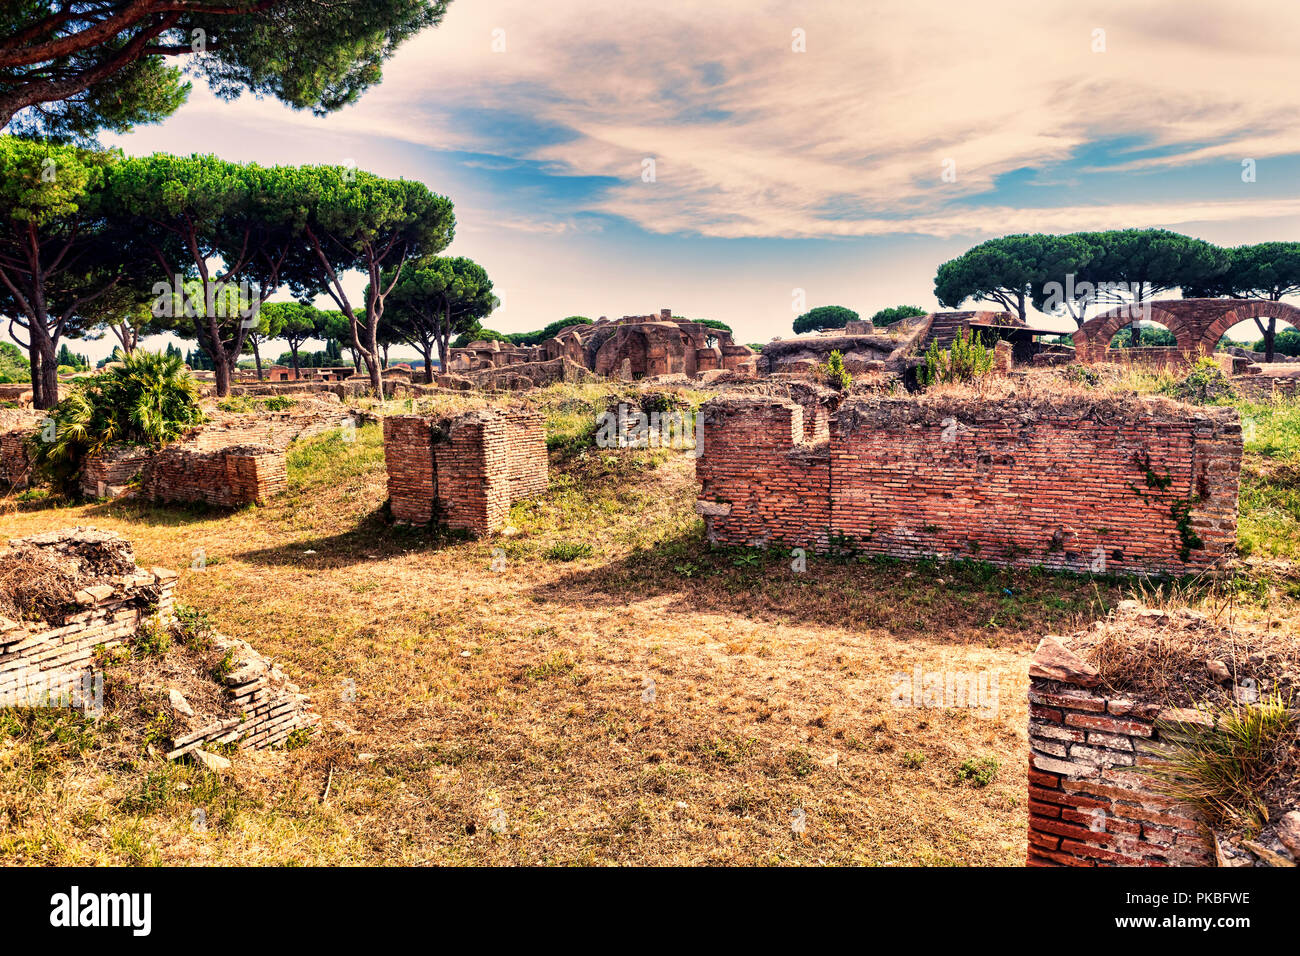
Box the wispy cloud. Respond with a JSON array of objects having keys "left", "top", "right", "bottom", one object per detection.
[{"left": 155, "top": 1, "right": 1300, "bottom": 240}]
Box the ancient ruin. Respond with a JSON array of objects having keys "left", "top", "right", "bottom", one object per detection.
[
  {"left": 0, "top": 529, "right": 318, "bottom": 755},
  {"left": 1026, "top": 603, "right": 1298, "bottom": 867},
  {"left": 760, "top": 309, "right": 1043, "bottom": 378},
  {"left": 1074, "top": 298, "right": 1300, "bottom": 366},
  {"left": 696, "top": 393, "right": 1241, "bottom": 575},
  {"left": 73, "top": 398, "right": 359, "bottom": 505},
  {"left": 446, "top": 309, "right": 756, "bottom": 382},
  {"left": 384, "top": 407, "right": 548, "bottom": 534}
]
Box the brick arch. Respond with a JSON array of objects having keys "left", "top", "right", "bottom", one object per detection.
[
  {"left": 1072, "top": 304, "right": 1191, "bottom": 361},
  {"left": 1197, "top": 299, "right": 1300, "bottom": 353}
]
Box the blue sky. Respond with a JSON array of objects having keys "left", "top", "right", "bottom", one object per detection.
[{"left": 78, "top": 0, "right": 1300, "bottom": 360}]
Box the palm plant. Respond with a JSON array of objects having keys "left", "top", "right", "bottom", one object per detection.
[{"left": 29, "top": 350, "right": 205, "bottom": 490}]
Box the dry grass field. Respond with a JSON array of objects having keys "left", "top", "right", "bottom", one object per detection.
[{"left": 1, "top": 381, "right": 1297, "bottom": 866}]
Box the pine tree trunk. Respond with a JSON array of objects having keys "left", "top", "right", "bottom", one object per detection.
[{"left": 213, "top": 354, "right": 232, "bottom": 397}]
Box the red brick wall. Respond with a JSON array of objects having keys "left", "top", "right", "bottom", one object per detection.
[
  {"left": 695, "top": 398, "right": 830, "bottom": 547},
  {"left": 80, "top": 446, "right": 153, "bottom": 498},
  {"left": 1026, "top": 634, "right": 1214, "bottom": 867},
  {"left": 385, "top": 409, "right": 547, "bottom": 534},
  {"left": 142, "top": 444, "right": 286, "bottom": 507},
  {"left": 697, "top": 395, "right": 1241, "bottom": 575},
  {"left": 384, "top": 416, "right": 438, "bottom": 523}
]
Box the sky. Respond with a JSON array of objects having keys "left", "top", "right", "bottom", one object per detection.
[{"left": 71, "top": 0, "right": 1300, "bottom": 361}]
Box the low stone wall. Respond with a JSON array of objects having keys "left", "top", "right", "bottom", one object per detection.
[
  {"left": 0, "top": 384, "right": 33, "bottom": 405},
  {"left": 79, "top": 441, "right": 286, "bottom": 507},
  {"left": 384, "top": 408, "right": 548, "bottom": 534},
  {"left": 166, "top": 631, "right": 318, "bottom": 759},
  {"left": 226, "top": 380, "right": 371, "bottom": 400},
  {"left": 1098, "top": 347, "right": 1201, "bottom": 370},
  {"left": 696, "top": 393, "right": 1241, "bottom": 575},
  {"left": 188, "top": 402, "right": 351, "bottom": 452},
  {"left": 438, "top": 356, "right": 599, "bottom": 392},
  {"left": 79, "top": 445, "right": 152, "bottom": 498},
  {"left": 142, "top": 444, "right": 286, "bottom": 507},
  {"left": 1234, "top": 373, "right": 1300, "bottom": 401}
]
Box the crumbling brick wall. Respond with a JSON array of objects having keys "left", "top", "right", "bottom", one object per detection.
[
  {"left": 1026, "top": 618, "right": 1214, "bottom": 867},
  {"left": 696, "top": 394, "right": 1241, "bottom": 575},
  {"left": 384, "top": 408, "right": 547, "bottom": 534},
  {"left": 0, "top": 529, "right": 316, "bottom": 754},
  {"left": 0, "top": 428, "right": 31, "bottom": 488},
  {"left": 79, "top": 443, "right": 286, "bottom": 506},
  {"left": 1, "top": 529, "right": 178, "bottom": 709},
  {"left": 79, "top": 445, "right": 153, "bottom": 498},
  {"left": 142, "top": 444, "right": 286, "bottom": 507},
  {"left": 166, "top": 631, "right": 318, "bottom": 758}
]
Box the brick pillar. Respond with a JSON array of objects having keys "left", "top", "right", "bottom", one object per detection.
[{"left": 384, "top": 416, "right": 438, "bottom": 523}]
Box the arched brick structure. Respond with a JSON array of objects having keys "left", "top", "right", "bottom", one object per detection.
[
  {"left": 1073, "top": 298, "right": 1300, "bottom": 363},
  {"left": 1196, "top": 299, "right": 1300, "bottom": 354},
  {"left": 1072, "top": 304, "right": 1189, "bottom": 362}
]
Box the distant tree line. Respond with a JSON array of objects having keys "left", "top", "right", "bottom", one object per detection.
[
  {"left": 934, "top": 231, "right": 1300, "bottom": 362},
  {"left": 0, "top": 135, "right": 512, "bottom": 406}
]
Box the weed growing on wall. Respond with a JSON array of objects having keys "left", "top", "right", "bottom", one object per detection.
[{"left": 920, "top": 327, "right": 993, "bottom": 386}]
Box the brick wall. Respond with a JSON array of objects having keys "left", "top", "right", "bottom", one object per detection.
[
  {"left": 1026, "top": 624, "right": 1214, "bottom": 867},
  {"left": 1, "top": 535, "right": 177, "bottom": 710},
  {"left": 384, "top": 408, "right": 547, "bottom": 534},
  {"left": 142, "top": 444, "right": 286, "bottom": 507},
  {"left": 79, "top": 445, "right": 153, "bottom": 498},
  {"left": 166, "top": 631, "right": 319, "bottom": 758},
  {"left": 696, "top": 394, "right": 1241, "bottom": 575},
  {"left": 1234, "top": 374, "right": 1300, "bottom": 401},
  {"left": 0, "top": 428, "right": 31, "bottom": 487},
  {"left": 1, "top": 529, "right": 316, "bottom": 755}
]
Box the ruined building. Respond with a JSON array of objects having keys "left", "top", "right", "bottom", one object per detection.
[
  {"left": 760, "top": 310, "right": 1047, "bottom": 377},
  {"left": 446, "top": 309, "right": 756, "bottom": 380}
]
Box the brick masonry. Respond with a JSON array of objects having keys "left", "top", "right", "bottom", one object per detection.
[
  {"left": 0, "top": 529, "right": 316, "bottom": 756},
  {"left": 695, "top": 394, "right": 1241, "bottom": 575},
  {"left": 141, "top": 444, "right": 286, "bottom": 507},
  {"left": 79, "top": 443, "right": 286, "bottom": 507},
  {"left": 165, "top": 630, "right": 319, "bottom": 759},
  {"left": 1025, "top": 624, "right": 1214, "bottom": 867},
  {"left": 384, "top": 408, "right": 548, "bottom": 534},
  {"left": 0, "top": 549, "right": 177, "bottom": 711},
  {"left": 0, "top": 428, "right": 31, "bottom": 488}
]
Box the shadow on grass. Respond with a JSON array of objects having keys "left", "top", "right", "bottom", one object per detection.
[
  {"left": 234, "top": 506, "right": 472, "bottom": 570},
  {"left": 526, "top": 527, "right": 1263, "bottom": 645},
  {"left": 75, "top": 495, "right": 226, "bottom": 527}
]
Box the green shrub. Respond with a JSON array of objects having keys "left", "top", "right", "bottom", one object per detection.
[
  {"left": 816, "top": 349, "right": 852, "bottom": 391},
  {"left": 29, "top": 350, "right": 205, "bottom": 490},
  {"left": 1144, "top": 695, "right": 1292, "bottom": 835},
  {"left": 921, "top": 327, "right": 994, "bottom": 386},
  {"left": 1160, "top": 357, "right": 1235, "bottom": 405},
  {"left": 956, "top": 756, "right": 999, "bottom": 787}
]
